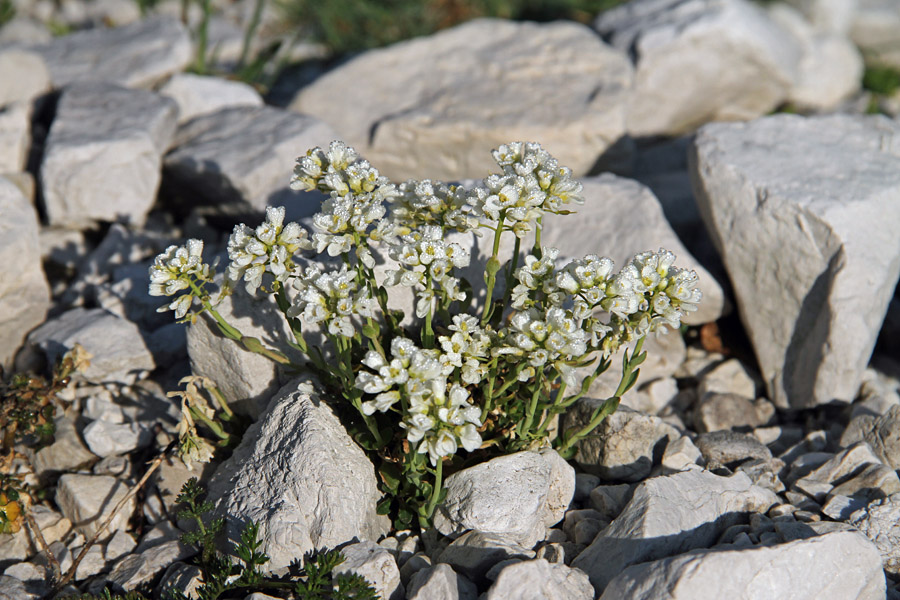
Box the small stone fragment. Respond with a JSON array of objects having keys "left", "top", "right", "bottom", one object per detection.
[
  {"left": 485, "top": 558, "right": 594, "bottom": 600},
  {"left": 695, "top": 430, "right": 772, "bottom": 467},
  {"left": 55, "top": 474, "right": 135, "bottom": 538},
  {"left": 406, "top": 563, "right": 477, "bottom": 600},
  {"left": 333, "top": 541, "right": 403, "bottom": 600}
]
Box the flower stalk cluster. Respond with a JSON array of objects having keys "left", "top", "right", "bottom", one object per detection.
[{"left": 149, "top": 140, "right": 701, "bottom": 528}]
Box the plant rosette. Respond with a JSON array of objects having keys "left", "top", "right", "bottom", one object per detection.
[{"left": 149, "top": 140, "right": 702, "bottom": 530}]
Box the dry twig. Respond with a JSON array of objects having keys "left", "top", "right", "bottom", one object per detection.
[
  {"left": 50, "top": 452, "right": 165, "bottom": 594},
  {"left": 24, "top": 509, "right": 60, "bottom": 580}
]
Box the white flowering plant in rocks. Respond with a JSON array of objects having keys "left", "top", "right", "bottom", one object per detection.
[{"left": 149, "top": 141, "right": 701, "bottom": 528}]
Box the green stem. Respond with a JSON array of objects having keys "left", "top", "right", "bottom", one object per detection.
[
  {"left": 533, "top": 377, "right": 565, "bottom": 439},
  {"left": 238, "top": 0, "right": 265, "bottom": 70},
  {"left": 194, "top": 0, "right": 212, "bottom": 73},
  {"left": 205, "top": 384, "right": 234, "bottom": 421},
  {"left": 425, "top": 458, "right": 444, "bottom": 519},
  {"left": 481, "top": 215, "right": 505, "bottom": 325},
  {"left": 558, "top": 336, "right": 645, "bottom": 453},
  {"left": 519, "top": 369, "right": 543, "bottom": 440},
  {"left": 189, "top": 406, "right": 230, "bottom": 443}
]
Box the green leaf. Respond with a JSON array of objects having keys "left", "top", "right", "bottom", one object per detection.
[
  {"left": 376, "top": 497, "right": 392, "bottom": 515},
  {"left": 378, "top": 462, "right": 401, "bottom": 493},
  {"left": 361, "top": 322, "right": 380, "bottom": 339}
]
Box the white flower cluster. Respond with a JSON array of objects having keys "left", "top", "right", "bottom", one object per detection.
[
  {"left": 148, "top": 239, "right": 210, "bottom": 319},
  {"left": 287, "top": 264, "right": 377, "bottom": 337},
  {"left": 356, "top": 337, "right": 483, "bottom": 466},
  {"left": 385, "top": 225, "right": 471, "bottom": 318},
  {"left": 390, "top": 179, "right": 479, "bottom": 235},
  {"left": 291, "top": 141, "right": 398, "bottom": 256},
  {"left": 227, "top": 206, "right": 311, "bottom": 293},
  {"left": 629, "top": 249, "right": 702, "bottom": 330},
  {"left": 505, "top": 247, "right": 702, "bottom": 360},
  {"left": 467, "top": 142, "right": 584, "bottom": 237},
  {"left": 438, "top": 315, "right": 492, "bottom": 385}
]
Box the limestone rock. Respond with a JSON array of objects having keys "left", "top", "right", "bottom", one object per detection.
[
  {"left": 435, "top": 449, "right": 575, "bottom": 547},
  {"left": 186, "top": 276, "right": 304, "bottom": 418},
  {"left": 106, "top": 538, "right": 194, "bottom": 591},
  {"left": 694, "top": 393, "right": 775, "bottom": 433},
  {"left": 26, "top": 308, "right": 155, "bottom": 384},
  {"left": 82, "top": 419, "right": 153, "bottom": 458},
  {"left": 850, "top": 0, "right": 900, "bottom": 69},
  {"left": 291, "top": 19, "right": 631, "bottom": 181},
  {"left": 849, "top": 493, "right": 900, "bottom": 575},
  {"left": 596, "top": 0, "right": 801, "bottom": 136},
  {"left": 164, "top": 105, "right": 337, "bottom": 218},
  {"left": 541, "top": 174, "right": 725, "bottom": 325},
  {"left": 0, "top": 48, "right": 51, "bottom": 106},
  {"left": 690, "top": 114, "right": 900, "bottom": 408},
  {"left": 599, "top": 530, "right": 885, "bottom": 599},
  {"left": 0, "top": 177, "right": 49, "bottom": 369},
  {"left": 863, "top": 404, "right": 900, "bottom": 470},
  {"left": 768, "top": 3, "right": 862, "bottom": 111},
  {"left": 406, "top": 563, "right": 477, "bottom": 600},
  {"left": 206, "top": 379, "right": 389, "bottom": 573},
  {"left": 571, "top": 469, "right": 778, "bottom": 590},
  {"left": 27, "top": 15, "right": 191, "bottom": 89},
  {"left": 55, "top": 474, "right": 135, "bottom": 538},
  {"left": 695, "top": 430, "right": 772, "bottom": 467},
  {"left": 562, "top": 405, "right": 680, "bottom": 482},
  {"left": 436, "top": 531, "right": 535, "bottom": 585},
  {"left": 159, "top": 73, "right": 263, "bottom": 124},
  {"left": 26, "top": 412, "right": 97, "bottom": 478},
  {"left": 41, "top": 82, "right": 177, "bottom": 228},
  {"left": 333, "top": 541, "right": 403, "bottom": 600},
  {"left": 485, "top": 558, "right": 594, "bottom": 600},
  {"left": 0, "top": 102, "right": 31, "bottom": 173}
]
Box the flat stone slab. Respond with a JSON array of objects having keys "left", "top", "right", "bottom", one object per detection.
[
  {"left": 596, "top": 0, "right": 801, "bottom": 136},
  {"left": 290, "top": 18, "right": 632, "bottom": 181},
  {"left": 690, "top": 114, "right": 900, "bottom": 408},
  {"left": 26, "top": 15, "right": 190, "bottom": 89},
  {"left": 41, "top": 82, "right": 178, "bottom": 228},
  {"left": 164, "top": 105, "right": 337, "bottom": 218},
  {"left": 0, "top": 176, "right": 49, "bottom": 369},
  {"left": 599, "top": 530, "right": 885, "bottom": 599}
]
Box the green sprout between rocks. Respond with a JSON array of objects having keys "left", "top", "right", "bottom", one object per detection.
[
  {"left": 149, "top": 141, "right": 702, "bottom": 529},
  {"left": 0, "top": 344, "right": 90, "bottom": 534},
  {"left": 60, "top": 479, "right": 376, "bottom": 600},
  {"left": 170, "top": 477, "right": 377, "bottom": 600}
]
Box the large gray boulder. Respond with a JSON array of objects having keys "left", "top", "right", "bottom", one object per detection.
[
  {"left": 290, "top": 18, "right": 632, "bottom": 181},
  {"left": 26, "top": 15, "right": 191, "bottom": 89},
  {"left": 0, "top": 176, "right": 50, "bottom": 369},
  {"left": 595, "top": 0, "right": 801, "bottom": 137},
  {"left": 164, "top": 106, "right": 337, "bottom": 218},
  {"left": 571, "top": 469, "right": 778, "bottom": 591},
  {"left": 690, "top": 114, "right": 900, "bottom": 409},
  {"left": 206, "top": 379, "right": 389, "bottom": 573},
  {"left": 599, "top": 530, "right": 885, "bottom": 599},
  {"left": 41, "top": 82, "right": 178, "bottom": 228}
]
